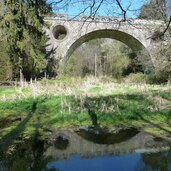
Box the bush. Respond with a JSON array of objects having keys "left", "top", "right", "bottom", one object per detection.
[
  {"left": 100, "top": 76, "right": 117, "bottom": 83},
  {"left": 124, "top": 73, "right": 147, "bottom": 83},
  {"left": 146, "top": 73, "right": 168, "bottom": 84}
]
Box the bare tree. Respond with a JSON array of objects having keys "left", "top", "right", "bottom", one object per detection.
[
  {"left": 49, "top": 0, "right": 148, "bottom": 20},
  {"left": 48, "top": 0, "right": 171, "bottom": 36}
]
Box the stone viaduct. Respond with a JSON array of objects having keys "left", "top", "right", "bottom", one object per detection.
[
  {"left": 45, "top": 129, "right": 169, "bottom": 160},
  {"left": 45, "top": 14, "right": 171, "bottom": 66}
]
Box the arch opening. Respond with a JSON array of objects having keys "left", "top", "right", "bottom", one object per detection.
[
  {"left": 64, "top": 37, "right": 153, "bottom": 78},
  {"left": 64, "top": 29, "right": 150, "bottom": 63},
  {"left": 63, "top": 29, "right": 153, "bottom": 76}
]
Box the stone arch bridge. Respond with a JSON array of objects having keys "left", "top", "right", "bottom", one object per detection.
[{"left": 45, "top": 14, "right": 171, "bottom": 65}]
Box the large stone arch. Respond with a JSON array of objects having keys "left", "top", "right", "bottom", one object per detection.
[
  {"left": 45, "top": 17, "right": 171, "bottom": 70},
  {"left": 63, "top": 29, "right": 150, "bottom": 64}
]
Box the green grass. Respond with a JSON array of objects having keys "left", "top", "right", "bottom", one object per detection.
[
  {"left": 0, "top": 87, "right": 31, "bottom": 101},
  {"left": 89, "top": 86, "right": 104, "bottom": 93},
  {"left": 0, "top": 77, "right": 171, "bottom": 145},
  {"left": 0, "top": 87, "right": 16, "bottom": 95}
]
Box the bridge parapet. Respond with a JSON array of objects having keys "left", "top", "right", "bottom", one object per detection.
[{"left": 45, "top": 13, "right": 164, "bottom": 26}]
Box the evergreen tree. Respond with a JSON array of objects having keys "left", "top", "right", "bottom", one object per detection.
[
  {"left": 0, "top": 40, "right": 13, "bottom": 80},
  {"left": 0, "top": 0, "right": 51, "bottom": 80}
]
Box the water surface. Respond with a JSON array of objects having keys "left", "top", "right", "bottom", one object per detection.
[{"left": 0, "top": 127, "right": 171, "bottom": 171}]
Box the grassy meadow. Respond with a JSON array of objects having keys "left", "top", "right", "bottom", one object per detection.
[{"left": 0, "top": 76, "right": 171, "bottom": 146}]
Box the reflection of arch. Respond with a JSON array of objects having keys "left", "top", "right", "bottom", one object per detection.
[{"left": 63, "top": 29, "right": 150, "bottom": 63}]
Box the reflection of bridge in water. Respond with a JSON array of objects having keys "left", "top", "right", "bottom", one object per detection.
[
  {"left": 45, "top": 129, "right": 169, "bottom": 160},
  {"left": 45, "top": 14, "right": 171, "bottom": 67}
]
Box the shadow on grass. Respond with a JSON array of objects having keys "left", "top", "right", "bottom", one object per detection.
[
  {"left": 151, "top": 89, "right": 171, "bottom": 101},
  {"left": 136, "top": 112, "right": 171, "bottom": 135},
  {"left": 29, "top": 93, "right": 171, "bottom": 138},
  {"left": 84, "top": 97, "right": 99, "bottom": 129},
  {"left": 0, "top": 101, "right": 37, "bottom": 149},
  {"left": 81, "top": 94, "right": 171, "bottom": 136},
  {"left": 44, "top": 93, "right": 158, "bottom": 123}
]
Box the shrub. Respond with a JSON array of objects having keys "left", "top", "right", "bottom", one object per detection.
[
  {"left": 124, "top": 73, "right": 147, "bottom": 83},
  {"left": 146, "top": 73, "right": 168, "bottom": 84}
]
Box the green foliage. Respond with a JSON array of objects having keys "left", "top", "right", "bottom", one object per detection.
[
  {"left": 0, "top": 0, "right": 51, "bottom": 80},
  {"left": 110, "top": 54, "right": 130, "bottom": 79},
  {"left": 0, "top": 42, "right": 13, "bottom": 80},
  {"left": 46, "top": 56, "right": 62, "bottom": 78},
  {"left": 146, "top": 73, "right": 168, "bottom": 84},
  {"left": 65, "top": 39, "right": 134, "bottom": 78},
  {"left": 124, "top": 73, "right": 147, "bottom": 83},
  {"left": 63, "top": 54, "right": 78, "bottom": 76}
]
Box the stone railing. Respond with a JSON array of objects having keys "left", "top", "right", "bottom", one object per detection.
[{"left": 45, "top": 13, "right": 164, "bottom": 26}]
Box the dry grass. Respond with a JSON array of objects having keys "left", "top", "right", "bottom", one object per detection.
[
  {"left": 0, "top": 76, "right": 171, "bottom": 102},
  {"left": 0, "top": 76, "right": 171, "bottom": 139}
]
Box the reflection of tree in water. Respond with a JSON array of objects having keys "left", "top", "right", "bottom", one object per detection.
[
  {"left": 0, "top": 101, "right": 58, "bottom": 171},
  {"left": 135, "top": 150, "right": 171, "bottom": 171},
  {"left": 0, "top": 131, "right": 57, "bottom": 171}
]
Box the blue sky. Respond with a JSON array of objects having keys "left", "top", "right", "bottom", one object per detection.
[
  {"left": 49, "top": 0, "right": 149, "bottom": 18},
  {"left": 166, "top": 0, "right": 171, "bottom": 16}
]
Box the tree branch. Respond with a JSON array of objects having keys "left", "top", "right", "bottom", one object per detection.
[
  {"left": 163, "top": 16, "right": 171, "bottom": 35},
  {"left": 115, "top": 0, "right": 127, "bottom": 21}
]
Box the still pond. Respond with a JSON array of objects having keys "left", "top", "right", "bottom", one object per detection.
[{"left": 0, "top": 127, "right": 171, "bottom": 171}]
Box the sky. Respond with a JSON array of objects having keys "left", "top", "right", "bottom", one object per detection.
[
  {"left": 49, "top": 0, "right": 149, "bottom": 18},
  {"left": 166, "top": 0, "right": 171, "bottom": 16}
]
